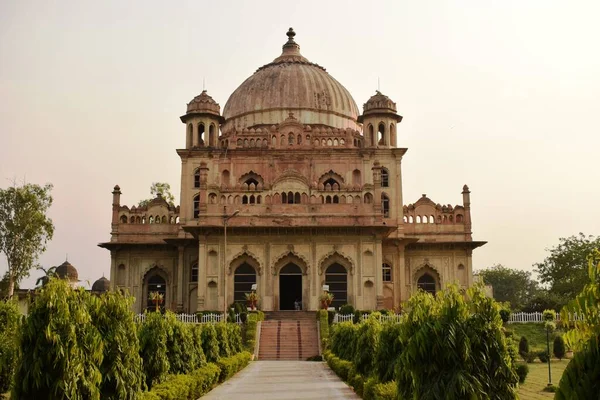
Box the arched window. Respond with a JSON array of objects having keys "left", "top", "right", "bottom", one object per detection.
[
  {"left": 242, "top": 195, "right": 248, "bottom": 204},
  {"left": 249, "top": 195, "right": 255, "bottom": 204},
  {"left": 120, "top": 215, "right": 127, "bottom": 223},
  {"left": 194, "top": 168, "right": 200, "bottom": 188},
  {"left": 245, "top": 177, "right": 259, "bottom": 187},
  {"left": 294, "top": 192, "right": 301, "bottom": 204},
  {"left": 333, "top": 195, "right": 339, "bottom": 204},
  {"left": 382, "top": 194, "right": 390, "bottom": 217},
  {"left": 257, "top": 195, "right": 262, "bottom": 204},
  {"left": 364, "top": 193, "right": 373, "bottom": 204},
  {"left": 403, "top": 216, "right": 407, "bottom": 223},
  {"left": 187, "top": 124, "right": 193, "bottom": 148},
  {"left": 378, "top": 123, "right": 385, "bottom": 145},
  {"left": 326, "top": 195, "right": 332, "bottom": 204},
  {"left": 234, "top": 263, "right": 257, "bottom": 303},
  {"left": 191, "top": 262, "right": 198, "bottom": 283},
  {"left": 197, "top": 123, "right": 205, "bottom": 146},
  {"left": 456, "top": 214, "right": 463, "bottom": 223},
  {"left": 381, "top": 168, "right": 389, "bottom": 187},
  {"left": 324, "top": 178, "right": 339, "bottom": 188},
  {"left": 382, "top": 263, "right": 392, "bottom": 282},
  {"left": 417, "top": 273, "right": 436, "bottom": 295},
  {"left": 416, "top": 216, "right": 421, "bottom": 223},
  {"left": 272, "top": 135, "right": 277, "bottom": 146},
  {"left": 287, "top": 191, "right": 294, "bottom": 204},
  {"left": 146, "top": 274, "right": 166, "bottom": 311},
  {"left": 288, "top": 132, "right": 295, "bottom": 145},
  {"left": 130, "top": 216, "right": 135, "bottom": 223},
  {"left": 237, "top": 138, "right": 242, "bottom": 147},
  {"left": 297, "top": 134, "right": 302, "bottom": 145},
  {"left": 149, "top": 216, "right": 154, "bottom": 224},
  {"left": 209, "top": 124, "right": 215, "bottom": 146},
  {"left": 193, "top": 194, "right": 200, "bottom": 219},
  {"left": 221, "top": 170, "right": 230, "bottom": 186},
  {"left": 325, "top": 263, "right": 347, "bottom": 309},
  {"left": 368, "top": 124, "right": 374, "bottom": 146},
  {"left": 352, "top": 169, "right": 361, "bottom": 185},
  {"left": 155, "top": 215, "right": 160, "bottom": 224},
  {"left": 136, "top": 216, "right": 141, "bottom": 224}
]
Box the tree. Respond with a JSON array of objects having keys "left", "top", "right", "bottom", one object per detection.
[
  {"left": 35, "top": 265, "right": 57, "bottom": 287},
  {"left": 0, "top": 300, "right": 21, "bottom": 393},
  {"left": 0, "top": 273, "right": 18, "bottom": 299},
  {"left": 0, "top": 182, "right": 54, "bottom": 298},
  {"left": 138, "top": 182, "right": 175, "bottom": 207},
  {"left": 535, "top": 233, "right": 600, "bottom": 301},
  {"left": 477, "top": 264, "right": 539, "bottom": 310}
]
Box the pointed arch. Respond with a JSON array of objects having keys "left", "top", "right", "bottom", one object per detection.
[
  {"left": 228, "top": 249, "right": 262, "bottom": 276},
  {"left": 318, "top": 250, "right": 354, "bottom": 276},
  {"left": 271, "top": 251, "right": 310, "bottom": 276}
]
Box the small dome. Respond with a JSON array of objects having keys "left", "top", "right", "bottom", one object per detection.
[
  {"left": 363, "top": 90, "right": 397, "bottom": 114},
  {"left": 55, "top": 261, "right": 78, "bottom": 282},
  {"left": 186, "top": 90, "right": 221, "bottom": 116},
  {"left": 92, "top": 276, "right": 110, "bottom": 292}
]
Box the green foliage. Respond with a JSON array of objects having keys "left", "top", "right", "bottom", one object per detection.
[
  {"left": 200, "top": 323, "right": 220, "bottom": 363},
  {"left": 395, "top": 285, "right": 518, "bottom": 399},
  {"left": 164, "top": 312, "right": 197, "bottom": 374},
  {"left": 370, "top": 381, "right": 397, "bottom": 400},
  {"left": 535, "top": 233, "right": 600, "bottom": 300},
  {"left": 330, "top": 322, "right": 358, "bottom": 361},
  {"left": 244, "top": 313, "right": 259, "bottom": 353},
  {"left": 0, "top": 182, "right": 54, "bottom": 298},
  {"left": 88, "top": 290, "right": 144, "bottom": 399},
  {"left": 542, "top": 384, "right": 557, "bottom": 392},
  {"left": 499, "top": 309, "right": 510, "bottom": 323},
  {"left": 318, "top": 310, "right": 330, "bottom": 350},
  {"left": 524, "top": 352, "right": 537, "bottom": 363},
  {"left": 553, "top": 335, "right": 566, "bottom": 360},
  {"left": 522, "top": 290, "right": 566, "bottom": 313},
  {"left": 0, "top": 273, "right": 19, "bottom": 299},
  {"left": 138, "top": 182, "right": 176, "bottom": 207},
  {"left": 519, "top": 336, "right": 529, "bottom": 360},
  {"left": 12, "top": 278, "right": 103, "bottom": 400},
  {"left": 215, "top": 351, "right": 251, "bottom": 382},
  {"left": 138, "top": 312, "right": 171, "bottom": 389},
  {"left": 353, "top": 315, "right": 381, "bottom": 375},
  {"left": 511, "top": 323, "right": 562, "bottom": 353},
  {"left": 515, "top": 363, "right": 529, "bottom": 384},
  {"left": 0, "top": 300, "right": 20, "bottom": 393},
  {"left": 477, "top": 263, "right": 539, "bottom": 310},
  {"left": 141, "top": 362, "right": 221, "bottom": 400},
  {"left": 555, "top": 335, "right": 600, "bottom": 400},
  {"left": 339, "top": 304, "right": 355, "bottom": 314},
  {"left": 347, "top": 366, "right": 364, "bottom": 397},
  {"left": 374, "top": 322, "right": 402, "bottom": 382},
  {"left": 537, "top": 350, "right": 549, "bottom": 363},
  {"left": 189, "top": 325, "right": 207, "bottom": 367},
  {"left": 227, "top": 323, "right": 243, "bottom": 354},
  {"left": 214, "top": 322, "right": 232, "bottom": 358},
  {"left": 542, "top": 309, "right": 555, "bottom": 322},
  {"left": 324, "top": 351, "right": 353, "bottom": 381}
]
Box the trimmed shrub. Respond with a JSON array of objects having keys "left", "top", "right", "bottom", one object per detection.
[
  {"left": 200, "top": 323, "right": 220, "bottom": 363},
  {"left": 371, "top": 381, "right": 397, "bottom": 400},
  {"left": 330, "top": 322, "right": 358, "bottom": 361},
  {"left": 215, "top": 351, "right": 252, "bottom": 382},
  {"left": 499, "top": 309, "right": 510, "bottom": 324},
  {"left": 553, "top": 335, "right": 566, "bottom": 360},
  {"left": 353, "top": 315, "right": 381, "bottom": 375},
  {"left": 395, "top": 285, "right": 518, "bottom": 399},
  {"left": 244, "top": 313, "right": 259, "bottom": 353},
  {"left": 318, "top": 310, "right": 330, "bottom": 350},
  {"left": 142, "top": 362, "right": 221, "bottom": 400},
  {"left": 555, "top": 335, "right": 600, "bottom": 400},
  {"left": 228, "top": 323, "right": 243, "bottom": 354},
  {"left": 325, "top": 352, "right": 352, "bottom": 381},
  {"left": 190, "top": 325, "right": 207, "bottom": 367},
  {"left": 519, "top": 336, "right": 529, "bottom": 360},
  {"left": 524, "top": 351, "right": 537, "bottom": 363},
  {"left": 516, "top": 363, "right": 529, "bottom": 384},
  {"left": 214, "top": 322, "right": 232, "bottom": 358},
  {"left": 339, "top": 304, "right": 355, "bottom": 315},
  {"left": 88, "top": 290, "right": 144, "bottom": 399},
  {"left": 0, "top": 300, "right": 20, "bottom": 394},
  {"left": 374, "top": 322, "right": 402, "bottom": 382},
  {"left": 347, "top": 366, "right": 364, "bottom": 397},
  {"left": 12, "top": 279, "right": 104, "bottom": 400},
  {"left": 538, "top": 350, "right": 549, "bottom": 363},
  {"left": 138, "top": 311, "right": 171, "bottom": 389}
]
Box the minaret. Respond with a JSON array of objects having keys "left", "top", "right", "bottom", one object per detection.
[
  {"left": 358, "top": 91, "right": 403, "bottom": 148},
  {"left": 462, "top": 184, "right": 472, "bottom": 241},
  {"left": 111, "top": 185, "right": 121, "bottom": 226},
  {"left": 180, "top": 90, "right": 225, "bottom": 149}
]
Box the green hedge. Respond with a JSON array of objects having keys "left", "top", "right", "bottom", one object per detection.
[
  {"left": 0, "top": 300, "right": 20, "bottom": 394},
  {"left": 200, "top": 324, "right": 220, "bottom": 363},
  {"left": 330, "top": 322, "right": 358, "bottom": 361},
  {"left": 324, "top": 351, "right": 352, "bottom": 381},
  {"left": 139, "top": 363, "right": 221, "bottom": 400},
  {"left": 244, "top": 311, "right": 264, "bottom": 353},
  {"left": 215, "top": 351, "right": 252, "bottom": 382},
  {"left": 363, "top": 377, "right": 397, "bottom": 400},
  {"left": 318, "top": 310, "right": 330, "bottom": 350}
]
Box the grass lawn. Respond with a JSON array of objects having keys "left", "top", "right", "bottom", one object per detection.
[
  {"left": 518, "top": 359, "right": 568, "bottom": 399},
  {"left": 509, "top": 323, "right": 563, "bottom": 353}
]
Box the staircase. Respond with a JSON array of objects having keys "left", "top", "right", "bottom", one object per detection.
[{"left": 258, "top": 312, "right": 319, "bottom": 360}]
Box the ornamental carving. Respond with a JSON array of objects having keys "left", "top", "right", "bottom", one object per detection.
[
  {"left": 318, "top": 250, "right": 354, "bottom": 275},
  {"left": 271, "top": 250, "right": 310, "bottom": 276},
  {"left": 227, "top": 249, "right": 262, "bottom": 276}
]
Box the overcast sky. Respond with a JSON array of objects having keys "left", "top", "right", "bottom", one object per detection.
[{"left": 1, "top": 1, "right": 599, "bottom": 289}]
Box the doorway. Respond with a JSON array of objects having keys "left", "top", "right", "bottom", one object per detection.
[{"left": 279, "top": 263, "right": 302, "bottom": 310}]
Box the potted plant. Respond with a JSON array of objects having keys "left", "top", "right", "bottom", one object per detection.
[
  {"left": 320, "top": 292, "right": 334, "bottom": 309},
  {"left": 149, "top": 291, "right": 164, "bottom": 312},
  {"left": 245, "top": 291, "right": 259, "bottom": 310}
]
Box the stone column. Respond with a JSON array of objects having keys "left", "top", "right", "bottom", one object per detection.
[
  {"left": 110, "top": 250, "right": 117, "bottom": 291},
  {"left": 375, "top": 238, "right": 384, "bottom": 309},
  {"left": 176, "top": 245, "right": 184, "bottom": 311},
  {"left": 197, "top": 237, "right": 207, "bottom": 311}
]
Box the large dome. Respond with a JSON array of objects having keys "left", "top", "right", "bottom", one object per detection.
[{"left": 222, "top": 28, "right": 360, "bottom": 131}]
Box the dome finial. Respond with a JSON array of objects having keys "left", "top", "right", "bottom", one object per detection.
[{"left": 286, "top": 27, "right": 296, "bottom": 43}]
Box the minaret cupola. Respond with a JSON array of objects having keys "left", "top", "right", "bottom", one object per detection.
[
  {"left": 358, "top": 91, "right": 403, "bottom": 148},
  {"left": 180, "top": 90, "right": 225, "bottom": 149}
]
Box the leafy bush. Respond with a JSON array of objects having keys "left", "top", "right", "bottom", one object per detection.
[
  {"left": 138, "top": 311, "right": 171, "bottom": 389},
  {"left": 395, "top": 285, "right": 518, "bottom": 399},
  {"left": 190, "top": 325, "right": 207, "bottom": 367},
  {"left": 200, "top": 324, "right": 220, "bottom": 363},
  {"left": 324, "top": 351, "right": 352, "bottom": 381},
  {"left": 0, "top": 300, "right": 20, "bottom": 393},
  {"left": 374, "top": 322, "right": 402, "bottom": 382},
  {"left": 519, "top": 336, "right": 529, "bottom": 360},
  {"left": 499, "top": 309, "right": 510, "bottom": 323},
  {"left": 214, "top": 322, "right": 232, "bottom": 358},
  {"left": 165, "top": 313, "right": 197, "bottom": 374},
  {"left": 555, "top": 335, "right": 600, "bottom": 400},
  {"left": 347, "top": 366, "right": 364, "bottom": 397},
  {"left": 524, "top": 351, "right": 537, "bottom": 363},
  {"left": 330, "top": 322, "right": 358, "bottom": 361},
  {"left": 543, "top": 384, "right": 558, "bottom": 393},
  {"left": 318, "top": 310, "right": 330, "bottom": 350},
  {"left": 88, "top": 290, "right": 144, "bottom": 399},
  {"left": 538, "top": 350, "right": 549, "bottom": 363},
  {"left": 515, "top": 363, "right": 529, "bottom": 384},
  {"left": 13, "top": 279, "right": 104, "bottom": 399},
  {"left": 244, "top": 313, "right": 260, "bottom": 353},
  {"left": 370, "top": 381, "right": 397, "bottom": 400},
  {"left": 228, "top": 323, "right": 243, "bottom": 355},
  {"left": 553, "top": 335, "right": 566, "bottom": 360},
  {"left": 353, "top": 315, "right": 381, "bottom": 375},
  {"left": 339, "top": 304, "right": 355, "bottom": 315},
  {"left": 215, "top": 351, "right": 252, "bottom": 382},
  {"left": 141, "top": 362, "right": 221, "bottom": 400}
]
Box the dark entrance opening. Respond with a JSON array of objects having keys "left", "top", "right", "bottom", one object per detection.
[
  {"left": 146, "top": 274, "right": 166, "bottom": 311},
  {"left": 279, "top": 263, "right": 302, "bottom": 310}
]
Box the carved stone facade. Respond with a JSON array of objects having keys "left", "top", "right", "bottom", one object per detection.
[{"left": 99, "top": 28, "right": 485, "bottom": 313}]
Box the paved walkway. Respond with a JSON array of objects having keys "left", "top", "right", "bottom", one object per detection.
[{"left": 202, "top": 361, "right": 360, "bottom": 400}]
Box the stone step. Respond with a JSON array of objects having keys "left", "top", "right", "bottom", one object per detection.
[{"left": 258, "top": 319, "right": 320, "bottom": 361}]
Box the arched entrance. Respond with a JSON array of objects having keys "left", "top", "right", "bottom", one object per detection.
[
  {"left": 325, "top": 263, "right": 347, "bottom": 309},
  {"left": 279, "top": 263, "right": 302, "bottom": 310},
  {"left": 146, "top": 274, "right": 166, "bottom": 311},
  {"left": 233, "top": 263, "right": 257, "bottom": 303},
  {"left": 417, "top": 273, "right": 436, "bottom": 295}
]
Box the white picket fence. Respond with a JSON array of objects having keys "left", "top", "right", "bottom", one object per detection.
[
  {"left": 135, "top": 312, "right": 242, "bottom": 324},
  {"left": 333, "top": 311, "right": 583, "bottom": 325}
]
